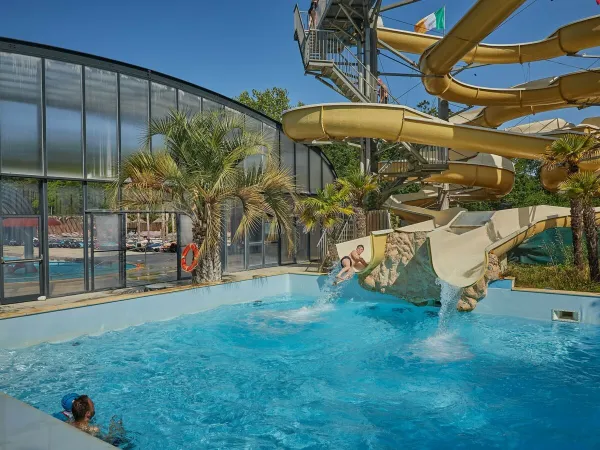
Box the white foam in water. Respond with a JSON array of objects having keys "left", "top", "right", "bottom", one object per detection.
[{"left": 260, "top": 271, "right": 341, "bottom": 325}]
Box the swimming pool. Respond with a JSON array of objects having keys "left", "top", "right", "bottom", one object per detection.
[{"left": 1, "top": 287, "right": 600, "bottom": 449}]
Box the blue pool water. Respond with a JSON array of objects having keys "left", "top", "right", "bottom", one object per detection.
[{"left": 2, "top": 292, "right": 600, "bottom": 449}]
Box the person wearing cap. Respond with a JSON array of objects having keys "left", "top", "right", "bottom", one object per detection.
[{"left": 52, "top": 393, "right": 79, "bottom": 422}]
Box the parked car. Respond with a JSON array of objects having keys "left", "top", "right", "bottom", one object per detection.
[
  {"left": 147, "top": 243, "right": 162, "bottom": 252},
  {"left": 161, "top": 241, "right": 177, "bottom": 253}
]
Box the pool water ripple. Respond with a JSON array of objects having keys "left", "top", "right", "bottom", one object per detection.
[{"left": 2, "top": 295, "right": 600, "bottom": 449}]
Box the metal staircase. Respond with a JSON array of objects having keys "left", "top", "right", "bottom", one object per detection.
[{"left": 294, "top": 6, "right": 374, "bottom": 103}]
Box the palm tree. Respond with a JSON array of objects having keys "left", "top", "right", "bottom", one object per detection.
[
  {"left": 558, "top": 171, "right": 600, "bottom": 282},
  {"left": 338, "top": 171, "right": 379, "bottom": 237},
  {"left": 112, "top": 110, "right": 295, "bottom": 284},
  {"left": 297, "top": 183, "right": 353, "bottom": 271},
  {"left": 541, "top": 134, "right": 599, "bottom": 270}
]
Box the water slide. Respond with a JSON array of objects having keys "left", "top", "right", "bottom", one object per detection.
[
  {"left": 283, "top": 2, "right": 600, "bottom": 287},
  {"left": 378, "top": 11, "right": 600, "bottom": 127}
]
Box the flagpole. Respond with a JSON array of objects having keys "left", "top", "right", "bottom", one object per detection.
[{"left": 443, "top": 5, "right": 446, "bottom": 36}]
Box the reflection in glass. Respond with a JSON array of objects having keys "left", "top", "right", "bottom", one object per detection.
[
  {"left": 151, "top": 82, "right": 176, "bottom": 151},
  {"left": 296, "top": 223, "right": 308, "bottom": 261},
  {"left": 92, "top": 250, "right": 122, "bottom": 290},
  {"left": 179, "top": 214, "right": 193, "bottom": 279},
  {"left": 280, "top": 134, "right": 295, "bottom": 176},
  {"left": 296, "top": 145, "right": 309, "bottom": 192},
  {"left": 1, "top": 216, "right": 40, "bottom": 259},
  {"left": 1, "top": 178, "right": 40, "bottom": 215},
  {"left": 310, "top": 149, "right": 322, "bottom": 193},
  {"left": 86, "top": 67, "right": 117, "bottom": 179},
  {"left": 226, "top": 200, "right": 245, "bottom": 272},
  {"left": 120, "top": 75, "right": 148, "bottom": 160},
  {"left": 46, "top": 60, "right": 83, "bottom": 177},
  {"left": 48, "top": 181, "right": 84, "bottom": 296},
  {"left": 3, "top": 262, "right": 40, "bottom": 300},
  {"left": 178, "top": 90, "right": 202, "bottom": 117},
  {"left": 87, "top": 182, "right": 112, "bottom": 210},
  {"left": 264, "top": 220, "right": 278, "bottom": 265},
  {"left": 248, "top": 243, "right": 263, "bottom": 267},
  {"left": 264, "top": 125, "right": 278, "bottom": 156},
  {"left": 280, "top": 224, "right": 295, "bottom": 264},
  {"left": 310, "top": 224, "right": 321, "bottom": 261},
  {"left": 323, "top": 161, "right": 335, "bottom": 187},
  {"left": 92, "top": 214, "right": 121, "bottom": 251},
  {"left": 202, "top": 98, "right": 222, "bottom": 113},
  {"left": 0, "top": 53, "right": 43, "bottom": 175}
]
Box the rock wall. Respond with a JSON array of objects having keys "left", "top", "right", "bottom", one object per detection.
[
  {"left": 359, "top": 231, "right": 501, "bottom": 311},
  {"left": 360, "top": 231, "right": 440, "bottom": 306}
]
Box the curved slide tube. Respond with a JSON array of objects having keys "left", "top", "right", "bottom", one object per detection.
[
  {"left": 379, "top": 0, "right": 600, "bottom": 108},
  {"left": 282, "top": 103, "right": 600, "bottom": 197},
  {"left": 335, "top": 230, "right": 392, "bottom": 278},
  {"left": 378, "top": 16, "right": 600, "bottom": 65}
]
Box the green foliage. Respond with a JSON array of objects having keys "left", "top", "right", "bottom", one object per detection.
[
  {"left": 235, "top": 87, "right": 304, "bottom": 122},
  {"left": 337, "top": 170, "right": 379, "bottom": 208},
  {"left": 322, "top": 143, "right": 361, "bottom": 178},
  {"left": 541, "top": 133, "right": 598, "bottom": 173},
  {"left": 297, "top": 183, "right": 353, "bottom": 232},
  {"left": 558, "top": 171, "right": 600, "bottom": 201},
  {"left": 505, "top": 263, "right": 600, "bottom": 293}
]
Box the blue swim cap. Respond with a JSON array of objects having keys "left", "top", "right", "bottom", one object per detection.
[{"left": 61, "top": 393, "right": 79, "bottom": 412}]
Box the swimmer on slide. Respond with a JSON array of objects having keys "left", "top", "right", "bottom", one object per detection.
[{"left": 336, "top": 245, "right": 367, "bottom": 284}]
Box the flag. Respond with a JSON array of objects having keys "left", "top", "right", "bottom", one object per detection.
[{"left": 414, "top": 7, "right": 445, "bottom": 34}]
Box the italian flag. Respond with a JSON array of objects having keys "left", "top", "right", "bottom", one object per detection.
[{"left": 414, "top": 7, "right": 445, "bottom": 34}]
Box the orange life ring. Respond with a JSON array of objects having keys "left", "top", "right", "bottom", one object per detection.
[{"left": 181, "top": 243, "right": 200, "bottom": 272}]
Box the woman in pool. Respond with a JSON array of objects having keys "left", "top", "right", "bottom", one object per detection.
[{"left": 336, "top": 245, "right": 367, "bottom": 283}]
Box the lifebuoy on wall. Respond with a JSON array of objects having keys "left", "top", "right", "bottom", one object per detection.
[{"left": 181, "top": 243, "right": 200, "bottom": 272}]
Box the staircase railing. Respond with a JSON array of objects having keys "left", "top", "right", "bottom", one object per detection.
[{"left": 294, "top": 5, "right": 379, "bottom": 101}]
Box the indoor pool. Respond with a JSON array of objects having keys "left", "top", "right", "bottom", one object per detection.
[{"left": 1, "top": 290, "right": 600, "bottom": 449}]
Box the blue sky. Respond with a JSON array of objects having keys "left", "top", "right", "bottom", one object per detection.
[{"left": 2, "top": 0, "right": 599, "bottom": 128}]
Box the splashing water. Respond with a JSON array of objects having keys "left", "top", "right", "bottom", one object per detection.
[{"left": 436, "top": 278, "right": 462, "bottom": 331}]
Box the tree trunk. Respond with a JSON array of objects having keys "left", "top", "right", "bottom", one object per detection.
[
  {"left": 190, "top": 222, "right": 222, "bottom": 284},
  {"left": 571, "top": 197, "right": 585, "bottom": 271},
  {"left": 355, "top": 207, "right": 367, "bottom": 238},
  {"left": 583, "top": 201, "right": 600, "bottom": 282}
]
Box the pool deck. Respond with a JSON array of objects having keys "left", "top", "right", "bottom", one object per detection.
[{"left": 0, "top": 264, "right": 323, "bottom": 320}]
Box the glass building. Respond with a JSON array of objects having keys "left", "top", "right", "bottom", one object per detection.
[{"left": 0, "top": 38, "right": 336, "bottom": 304}]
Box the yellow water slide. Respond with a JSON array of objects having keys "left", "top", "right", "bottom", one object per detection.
[{"left": 378, "top": 10, "right": 600, "bottom": 125}]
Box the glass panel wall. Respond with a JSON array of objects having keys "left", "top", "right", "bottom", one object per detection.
[
  {"left": 0, "top": 45, "right": 338, "bottom": 301},
  {"left": 226, "top": 200, "right": 245, "bottom": 272},
  {"left": 280, "top": 134, "right": 295, "bottom": 176},
  {"left": 1, "top": 177, "right": 41, "bottom": 303},
  {"left": 202, "top": 98, "right": 222, "bottom": 113},
  {"left": 296, "top": 145, "right": 309, "bottom": 192},
  {"left": 323, "top": 161, "right": 334, "bottom": 187},
  {"left": 45, "top": 60, "right": 83, "bottom": 177},
  {"left": 296, "top": 223, "right": 308, "bottom": 261},
  {"left": 151, "top": 82, "right": 176, "bottom": 151},
  {"left": 178, "top": 90, "right": 201, "bottom": 117},
  {"left": 85, "top": 67, "right": 118, "bottom": 179},
  {"left": 48, "top": 181, "right": 84, "bottom": 296},
  {"left": 309, "top": 224, "right": 320, "bottom": 261},
  {"left": 0, "top": 53, "right": 43, "bottom": 175},
  {"left": 179, "top": 214, "right": 193, "bottom": 280},
  {"left": 310, "top": 149, "right": 322, "bottom": 193},
  {"left": 120, "top": 75, "right": 148, "bottom": 160},
  {"left": 264, "top": 220, "right": 279, "bottom": 266}
]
